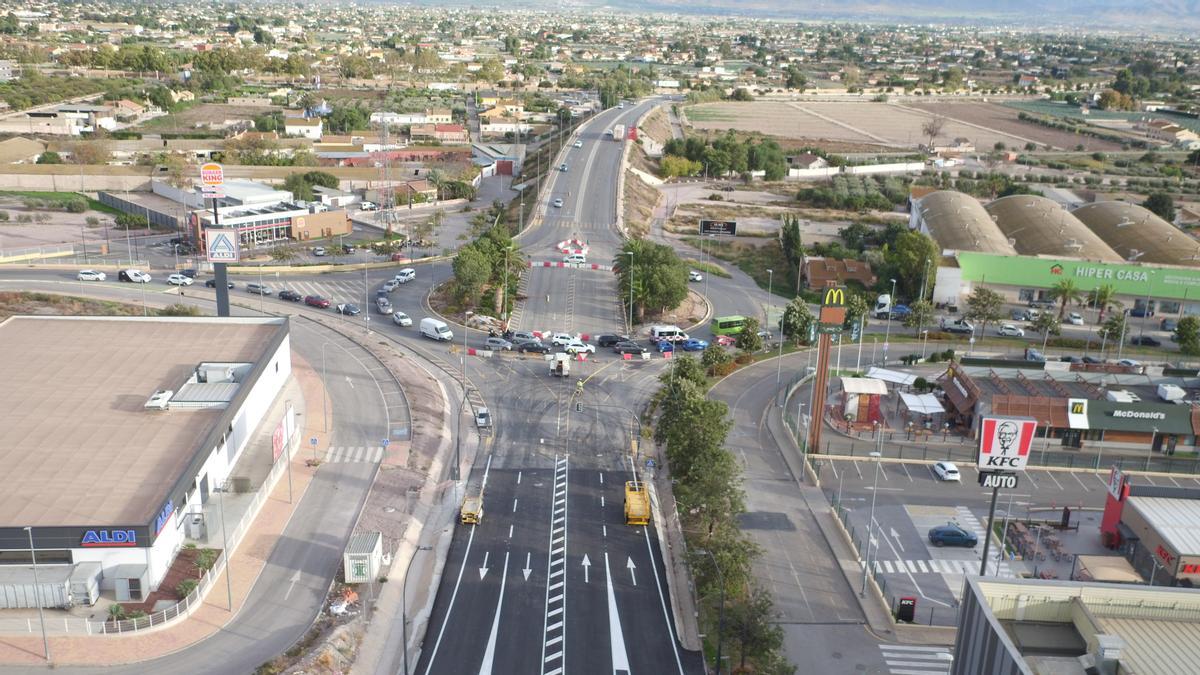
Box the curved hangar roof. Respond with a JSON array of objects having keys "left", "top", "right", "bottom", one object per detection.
[
  {"left": 915, "top": 191, "right": 1017, "bottom": 255},
  {"left": 1073, "top": 201, "right": 1200, "bottom": 267},
  {"left": 986, "top": 195, "right": 1122, "bottom": 262}
]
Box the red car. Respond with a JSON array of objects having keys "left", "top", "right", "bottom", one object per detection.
[
  {"left": 715, "top": 334, "right": 736, "bottom": 346},
  {"left": 304, "top": 295, "right": 330, "bottom": 309}
]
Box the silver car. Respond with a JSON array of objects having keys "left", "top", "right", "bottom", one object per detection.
[{"left": 485, "top": 337, "right": 513, "bottom": 351}]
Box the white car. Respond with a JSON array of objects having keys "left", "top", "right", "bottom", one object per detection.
[
  {"left": 1118, "top": 358, "right": 1142, "bottom": 368},
  {"left": 552, "top": 198, "right": 564, "bottom": 208},
  {"left": 549, "top": 332, "right": 576, "bottom": 347},
  {"left": 167, "top": 273, "right": 194, "bottom": 286},
  {"left": 997, "top": 323, "right": 1024, "bottom": 337},
  {"left": 1067, "top": 312, "right": 1084, "bottom": 325},
  {"left": 688, "top": 270, "right": 703, "bottom": 282},
  {"left": 392, "top": 311, "right": 412, "bottom": 326},
  {"left": 394, "top": 268, "right": 416, "bottom": 284},
  {"left": 573, "top": 140, "right": 583, "bottom": 148},
  {"left": 360, "top": 201, "right": 377, "bottom": 211},
  {"left": 932, "top": 461, "right": 961, "bottom": 481},
  {"left": 562, "top": 339, "right": 595, "bottom": 354},
  {"left": 313, "top": 247, "right": 327, "bottom": 257},
  {"left": 383, "top": 279, "right": 401, "bottom": 292},
  {"left": 77, "top": 270, "right": 106, "bottom": 281}
]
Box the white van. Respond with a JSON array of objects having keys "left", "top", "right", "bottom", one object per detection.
[
  {"left": 394, "top": 268, "right": 416, "bottom": 284},
  {"left": 564, "top": 253, "right": 587, "bottom": 264},
  {"left": 650, "top": 325, "right": 688, "bottom": 342},
  {"left": 420, "top": 317, "right": 454, "bottom": 341}
]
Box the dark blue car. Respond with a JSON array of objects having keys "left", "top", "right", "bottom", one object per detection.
[{"left": 928, "top": 525, "right": 977, "bottom": 548}]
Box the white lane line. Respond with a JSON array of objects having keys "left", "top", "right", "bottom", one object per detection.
[
  {"left": 901, "top": 462, "right": 914, "bottom": 482},
  {"left": 513, "top": 498, "right": 519, "bottom": 513},
  {"left": 853, "top": 461, "right": 864, "bottom": 480},
  {"left": 1071, "top": 472, "right": 1090, "bottom": 491},
  {"left": 1045, "top": 471, "right": 1065, "bottom": 490},
  {"left": 1169, "top": 475, "right": 1182, "bottom": 488},
  {"left": 421, "top": 524, "right": 478, "bottom": 675},
  {"left": 889, "top": 670, "right": 950, "bottom": 675},
  {"left": 604, "top": 551, "right": 631, "bottom": 673},
  {"left": 642, "top": 519, "right": 686, "bottom": 674},
  {"left": 881, "top": 645, "right": 954, "bottom": 652},
  {"left": 601, "top": 495, "right": 605, "bottom": 508},
  {"left": 1024, "top": 471, "right": 1039, "bottom": 489},
  {"left": 477, "top": 551, "right": 511, "bottom": 675},
  {"left": 518, "top": 470, "right": 523, "bottom": 484}
]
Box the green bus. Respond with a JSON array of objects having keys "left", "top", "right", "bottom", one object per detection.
[{"left": 711, "top": 315, "right": 748, "bottom": 336}]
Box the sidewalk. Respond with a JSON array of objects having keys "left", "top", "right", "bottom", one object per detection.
[{"left": 0, "top": 353, "right": 330, "bottom": 667}]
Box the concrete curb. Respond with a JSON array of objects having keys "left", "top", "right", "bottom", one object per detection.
[{"left": 646, "top": 465, "right": 702, "bottom": 652}]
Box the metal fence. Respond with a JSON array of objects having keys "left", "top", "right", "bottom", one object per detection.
[
  {"left": 0, "top": 242, "right": 76, "bottom": 264},
  {"left": 0, "top": 432, "right": 300, "bottom": 636}
]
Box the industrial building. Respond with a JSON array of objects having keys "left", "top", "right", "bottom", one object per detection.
[
  {"left": 1102, "top": 470, "right": 1200, "bottom": 587},
  {"left": 0, "top": 316, "right": 293, "bottom": 607},
  {"left": 952, "top": 576, "right": 1200, "bottom": 675}
]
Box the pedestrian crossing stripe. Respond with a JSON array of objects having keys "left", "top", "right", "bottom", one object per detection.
[
  {"left": 879, "top": 644, "right": 953, "bottom": 674},
  {"left": 324, "top": 446, "right": 384, "bottom": 463},
  {"left": 873, "top": 559, "right": 1014, "bottom": 576}
]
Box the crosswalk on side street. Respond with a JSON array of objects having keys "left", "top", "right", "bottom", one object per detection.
[
  {"left": 873, "top": 558, "right": 1014, "bottom": 576},
  {"left": 325, "top": 446, "right": 385, "bottom": 463},
  {"left": 878, "top": 644, "right": 953, "bottom": 675}
]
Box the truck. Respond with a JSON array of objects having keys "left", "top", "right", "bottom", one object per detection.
[
  {"left": 550, "top": 352, "right": 571, "bottom": 377},
  {"left": 873, "top": 294, "right": 892, "bottom": 319},
  {"left": 612, "top": 124, "right": 625, "bottom": 142},
  {"left": 461, "top": 481, "right": 484, "bottom": 525},
  {"left": 624, "top": 481, "right": 650, "bottom": 526}
]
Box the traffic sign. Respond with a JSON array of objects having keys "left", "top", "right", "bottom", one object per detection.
[
  {"left": 205, "top": 228, "right": 240, "bottom": 263},
  {"left": 310, "top": 437, "right": 317, "bottom": 446},
  {"left": 200, "top": 162, "right": 224, "bottom": 187},
  {"left": 979, "top": 472, "right": 1019, "bottom": 489},
  {"left": 382, "top": 438, "right": 390, "bottom": 447},
  {"left": 646, "top": 459, "right": 656, "bottom": 468}
]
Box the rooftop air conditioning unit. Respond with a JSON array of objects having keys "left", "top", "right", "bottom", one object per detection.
[{"left": 144, "top": 389, "right": 174, "bottom": 411}]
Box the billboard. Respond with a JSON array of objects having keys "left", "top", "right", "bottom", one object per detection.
[
  {"left": 956, "top": 251, "right": 1200, "bottom": 301},
  {"left": 976, "top": 416, "right": 1037, "bottom": 471},
  {"left": 205, "top": 228, "right": 240, "bottom": 263},
  {"left": 699, "top": 219, "right": 737, "bottom": 236}
]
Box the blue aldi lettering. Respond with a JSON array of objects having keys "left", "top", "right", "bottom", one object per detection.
[
  {"left": 81, "top": 529, "right": 137, "bottom": 547},
  {"left": 154, "top": 499, "right": 175, "bottom": 535}
]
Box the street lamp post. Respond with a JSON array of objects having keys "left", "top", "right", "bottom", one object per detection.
[
  {"left": 401, "top": 544, "right": 433, "bottom": 675},
  {"left": 23, "top": 527, "right": 49, "bottom": 661},
  {"left": 882, "top": 278, "right": 897, "bottom": 366},
  {"left": 860, "top": 448, "right": 883, "bottom": 596},
  {"left": 320, "top": 342, "right": 336, "bottom": 434},
  {"left": 766, "top": 269, "right": 774, "bottom": 329},
  {"left": 217, "top": 480, "right": 233, "bottom": 610},
  {"left": 696, "top": 549, "right": 726, "bottom": 675},
  {"left": 624, "top": 251, "right": 635, "bottom": 332},
  {"left": 921, "top": 330, "right": 929, "bottom": 360}
]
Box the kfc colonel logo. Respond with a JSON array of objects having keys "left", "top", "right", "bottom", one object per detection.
[{"left": 977, "top": 417, "right": 1037, "bottom": 471}]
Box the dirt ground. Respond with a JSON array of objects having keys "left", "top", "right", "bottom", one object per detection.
[
  {"left": 639, "top": 107, "right": 674, "bottom": 146},
  {"left": 908, "top": 102, "right": 1125, "bottom": 151},
  {"left": 0, "top": 197, "right": 127, "bottom": 253},
  {"left": 136, "top": 103, "right": 280, "bottom": 131}
]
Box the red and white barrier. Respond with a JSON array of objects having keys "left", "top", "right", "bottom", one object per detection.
[
  {"left": 556, "top": 238, "right": 589, "bottom": 255},
  {"left": 530, "top": 261, "right": 614, "bottom": 272}
]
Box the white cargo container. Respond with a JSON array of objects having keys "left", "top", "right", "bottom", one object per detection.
[{"left": 0, "top": 565, "right": 72, "bottom": 609}]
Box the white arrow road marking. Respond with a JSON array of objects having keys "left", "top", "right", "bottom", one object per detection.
[
  {"left": 890, "top": 527, "right": 905, "bottom": 552},
  {"left": 479, "top": 551, "right": 490, "bottom": 580},
  {"left": 477, "top": 551, "right": 510, "bottom": 675},
  {"left": 283, "top": 568, "right": 301, "bottom": 600},
  {"left": 344, "top": 375, "right": 354, "bottom": 389},
  {"left": 605, "top": 552, "right": 631, "bottom": 673},
  {"left": 523, "top": 552, "right": 532, "bottom": 581},
  {"left": 582, "top": 554, "right": 591, "bottom": 584},
  {"left": 626, "top": 557, "right": 637, "bottom": 587}
]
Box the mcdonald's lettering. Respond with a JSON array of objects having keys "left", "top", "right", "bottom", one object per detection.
[{"left": 822, "top": 287, "right": 846, "bottom": 307}]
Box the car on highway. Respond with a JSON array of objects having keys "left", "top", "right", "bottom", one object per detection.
[
  {"left": 715, "top": 334, "right": 736, "bottom": 347},
  {"left": 561, "top": 339, "right": 595, "bottom": 355},
  {"left": 549, "top": 332, "right": 576, "bottom": 347},
  {"left": 932, "top": 461, "right": 961, "bottom": 481},
  {"left": 375, "top": 296, "right": 393, "bottom": 315},
  {"left": 305, "top": 295, "right": 331, "bottom": 308},
  {"left": 1161, "top": 318, "right": 1178, "bottom": 332},
  {"left": 657, "top": 340, "right": 674, "bottom": 353},
  {"left": 552, "top": 198, "right": 564, "bottom": 208},
  {"left": 205, "top": 278, "right": 234, "bottom": 289},
  {"left": 996, "top": 323, "right": 1024, "bottom": 337},
  {"left": 595, "top": 334, "right": 628, "bottom": 347},
  {"left": 475, "top": 407, "right": 491, "bottom": 429},
  {"left": 360, "top": 201, "right": 377, "bottom": 211},
  {"left": 613, "top": 341, "right": 647, "bottom": 355},
  {"left": 77, "top": 270, "right": 106, "bottom": 281},
  {"left": 485, "top": 337, "right": 513, "bottom": 351},
  {"left": 1067, "top": 312, "right": 1084, "bottom": 325},
  {"left": 573, "top": 140, "right": 583, "bottom": 148},
  {"left": 179, "top": 269, "right": 197, "bottom": 278},
  {"left": 118, "top": 269, "right": 151, "bottom": 283},
  {"left": 167, "top": 273, "right": 194, "bottom": 286},
  {"left": 942, "top": 319, "right": 974, "bottom": 334},
  {"left": 335, "top": 303, "right": 361, "bottom": 316},
  {"left": 394, "top": 268, "right": 416, "bottom": 284},
  {"left": 383, "top": 279, "right": 400, "bottom": 292},
  {"left": 1010, "top": 309, "right": 1034, "bottom": 321},
  {"left": 688, "top": 270, "right": 703, "bottom": 282},
  {"left": 1082, "top": 355, "right": 1104, "bottom": 364},
  {"left": 1130, "top": 335, "right": 1161, "bottom": 347},
  {"left": 507, "top": 330, "right": 540, "bottom": 343},
  {"left": 278, "top": 289, "right": 302, "bottom": 302},
  {"left": 1026, "top": 348, "right": 1047, "bottom": 362},
  {"left": 246, "top": 282, "right": 271, "bottom": 295},
  {"left": 392, "top": 311, "right": 413, "bottom": 326},
  {"left": 1118, "top": 358, "right": 1142, "bottom": 368},
  {"left": 928, "top": 524, "right": 977, "bottom": 548},
  {"left": 558, "top": 163, "right": 568, "bottom": 171},
  {"left": 518, "top": 342, "right": 552, "bottom": 354},
  {"left": 757, "top": 329, "right": 772, "bottom": 341},
  {"left": 313, "top": 247, "right": 327, "bottom": 257},
  {"left": 681, "top": 338, "right": 709, "bottom": 352}
]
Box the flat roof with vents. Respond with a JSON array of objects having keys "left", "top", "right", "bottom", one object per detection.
[{"left": 0, "top": 316, "right": 287, "bottom": 528}]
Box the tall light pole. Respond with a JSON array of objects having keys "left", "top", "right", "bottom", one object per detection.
[
  {"left": 921, "top": 330, "right": 929, "bottom": 359},
  {"left": 401, "top": 544, "right": 433, "bottom": 675},
  {"left": 696, "top": 549, "right": 725, "bottom": 675},
  {"left": 766, "top": 269, "right": 774, "bottom": 329},
  {"left": 24, "top": 527, "right": 49, "bottom": 661},
  {"left": 217, "top": 480, "right": 232, "bottom": 610},
  {"left": 860, "top": 448, "right": 883, "bottom": 596},
  {"left": 1138, "top": 271, "right": 1157, "bottom": 340},
  {"left": 882, "top": 278, "right": 896, "bottom": 366},
  {"left": 624, "top": 251, "right": 635, "bottom": 332},
  {"left": 321, "top": 342, "right": 336, "bottom": 435}
]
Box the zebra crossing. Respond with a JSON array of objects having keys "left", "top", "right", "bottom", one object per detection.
[
  {"left": 325, "top": 446, "right": 385, "bottom": 463},
  {"left": 954, "top": 506, "right": 988, "bottom": 543},
  {"left": 878, "top": 644, "right": 953, "bottom": 675},
  {"left": 873, "top": 558, "right": 1014, "bottom": 576}
]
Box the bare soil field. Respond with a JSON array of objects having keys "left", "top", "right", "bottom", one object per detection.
[
  {"left": 136, "top": 103, "right": 279, "bottom": 131},
  {"left": 687, "top": 101, "right": 880, "bottom": 146},
  {"left": 0, "top": 198, "right": 116, "bottom": 252},
  {"left": 907, "top": 102, "right": 1125, "bottom": 152}
]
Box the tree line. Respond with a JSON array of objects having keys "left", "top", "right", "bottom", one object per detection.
[{"left": 661, "top": 131, "right": 787, "bottom": 181}]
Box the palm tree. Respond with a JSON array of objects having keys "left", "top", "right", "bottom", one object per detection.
[
  {"left": 427, "top": 168, "right": 446, "bottom": 202},
  {"left": 613, "top": 240, "right": 651, "bottom": 321},
  {"left": 1049, "top": 278, "right": 1084, "bottom": 319},
  {"left": 1088, "top": 283, "right": 1122, "bottom": 323}
]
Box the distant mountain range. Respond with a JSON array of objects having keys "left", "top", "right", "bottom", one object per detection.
[{"left": 382, "top": 0, "right": 1200, "bottom": 31}]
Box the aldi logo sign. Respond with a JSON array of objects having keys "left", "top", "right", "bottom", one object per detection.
[
  {"left": 977, "top": 416, "right": 1037, "bottom": 471},
  {"left": 81, "top": 529, "right": 137, "bottom": 547}
]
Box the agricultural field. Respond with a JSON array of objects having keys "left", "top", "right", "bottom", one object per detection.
[
  {"left": 685, "top": 100, "right": 1128, "bottom": 152},
  {"left": 908, "top": 102, "right": 1126, "bottom": 151},
  {"left": 135, "top": 103, "right": 279, "bottom": 132}
]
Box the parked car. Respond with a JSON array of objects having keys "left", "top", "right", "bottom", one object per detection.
[
  {"left": 889, "top": 305, "right": 912, "bottom": 320},
  {"left": 997, "top": 323, "right": 1024, "bottom": 337},
  {"left": 485, "top": 337, "right": 513, "bottom": 351},
  {"left": 305, "top": 295, "right": 331, "bottom": 308},
  {"left": 928, "top": 524, "right": 978, "bottom": 548},
  {"left": 278, "top": 290, "right": 303, "bottom": 302},
  {"left": 1060, "top": 355, "right": 1082, "bottom": 364},
  {"left": 206, "top": 278, "right": 234, "bottom": 289},
  {"left": 1082, "top": 355, "right": 1104, "bottom": 364},
  {"left": 1067, "top": 312, "right": 1084, "bottom": 325},
  {"left": 1161, "top": 318, "right": 1178, "bottom": 332},
  {"left": 475, "top": 407, "right": 491, "bottom": 428},
  {"left": 932, "top": 461, "right": 961, "bottom": 481},
  {"left": 715, "top": 334, "right": 736, "bottom": 347},
  {"left": 518, "top": 342, "right": 552, "bottom": 354},
  {"left": 688, "top": 270, "right": 703, "bottom": 282},
  {"left": 313, "top": 247, "right": 327, "bottom": 257},
  {"left": 335, "top": 303, "right": 361, "bottom": 316},
  {"left": 77, "top": 269, "right": 106, "bottom": 281},
  {"left": 549, "top": 332, "right": 576, "bottom": 347},
  {"left": 552, "top": 198, "right": 564, "bottom": 208},
  {"left": 392, "top": 311, "right": 413, "bottom": 326},
  {"left": 118, "top": 269, "right": 151, "bottom": 283},
  {"left": 596, "top": 334, "right": 628, "bottom": 347},
  {"left": 613, "top": 341, "right": 647, "bottom": 355},
  {"left": 1118, "top": 358, "right": 1142, "bottom": 368},
  {"left": 681, "top": 338, "right": 709, "bottom": 352},
  {"left": 1010, "top": 309, "right": 1033, "bottom": 321},
  {"left": 1129, "top": 306, "right": 1154, "bottom": 318},
  {"left": 360, "top": 201, "right": 377, "bottom": 211},
  {"left": 573, "top": 140, "right": 583, "bottom": 148},
  {"left": 1130, "top": 335, "right": 1161, "bottom": 347},
  {"left": 562, "top": 339, "right": 595, "bottom": 354}
]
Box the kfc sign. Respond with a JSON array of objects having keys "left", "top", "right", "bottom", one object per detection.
[{"left": 977, "top": 416, "right": 1037, "bottom": 471}]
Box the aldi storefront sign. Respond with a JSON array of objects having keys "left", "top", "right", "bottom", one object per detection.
[
  {"left": 956, "top": 252, "right": 1200, "bottom": 301},
  {"left": 81, "top": 529, "right": 137, "bottom": 547}
]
